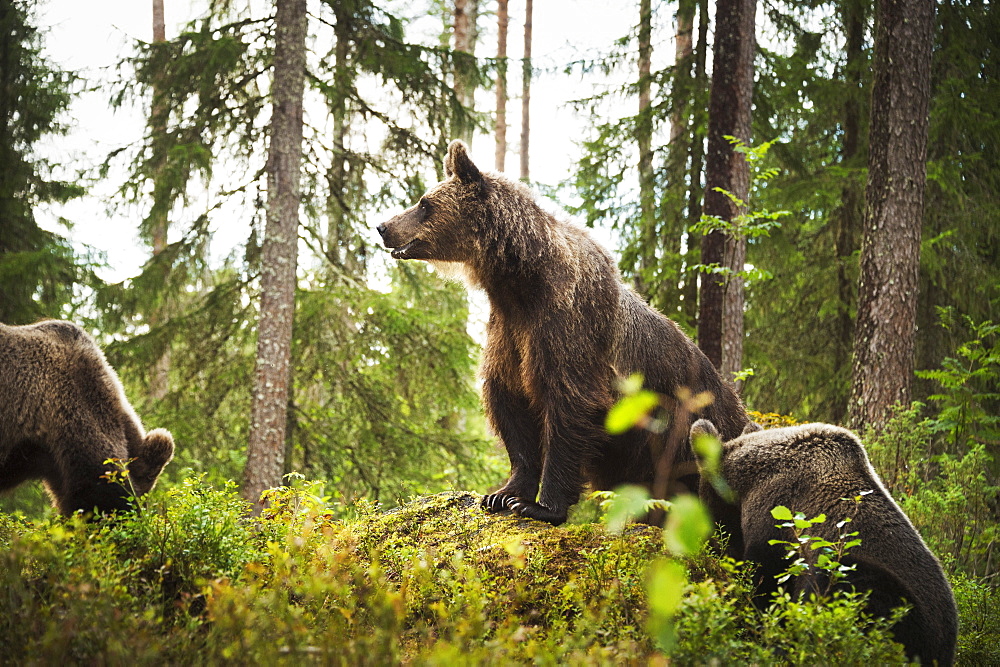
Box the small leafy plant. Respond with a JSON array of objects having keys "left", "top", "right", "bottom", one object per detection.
[{"left": 767, "top": 491, "right": 871, "bottom": 598}]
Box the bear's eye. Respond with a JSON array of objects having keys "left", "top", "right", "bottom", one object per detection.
[{"left": 418, "top": 198, "right": 432, "bottom": 215}]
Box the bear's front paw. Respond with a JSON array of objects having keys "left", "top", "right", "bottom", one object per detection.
[
  {"left": 481, "top": 493, "right": 519, "bottom": 513},
  {"left": 508, "top": 500, "right": 567, "bottom": 526}
]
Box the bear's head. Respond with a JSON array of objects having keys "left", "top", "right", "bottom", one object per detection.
[
  {"left": 376, "top": 140, "right": 484, "bottom": 263},
  {"left": 127, "top": 428, "right": 175, "bottom": 497}
]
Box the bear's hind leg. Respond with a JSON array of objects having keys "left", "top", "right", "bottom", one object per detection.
[{"left": 481, "top": 378, "right": 544, "bottom": 514}]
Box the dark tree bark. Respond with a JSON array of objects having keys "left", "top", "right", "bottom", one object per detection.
[
  {"left": 242, "top": 0, "right": 307, "bottom": 511},
  {"left": 636, "top": 0, "right": 655, "bottom": 297},
  {"left": 519, "top": 0, "right": 532, "bottom": 181},
  {"left": 828, "top": 0, "right": 866, "bottom": 424},
  {"left": 849, "top": 0, "right": 935, "bottom": 431},
  {"left": 679, "top": 0, "right": 710, "bottom": 329},
  {"left": 698, "top": 0, "right": 755, "bottom": 379},
  {"left": 495, "top": 0, "right": 508, "bottom": 171}
]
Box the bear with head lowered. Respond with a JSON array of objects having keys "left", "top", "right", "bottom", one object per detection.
[
  {"left": 377, "top": 140, "right": 751, "bottom": 526},
  {"left": 691, "top": 419, "right": 957, "bottom": 666},
  {"left": 0, "top": 320, "right": 175, "bottom": 516}
]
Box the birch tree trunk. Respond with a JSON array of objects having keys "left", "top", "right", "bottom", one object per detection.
[
  {"left": 242, "top": 0, "right": 307, "bottom": 511},
  {"left": 849, "top": 0, "right": 935, "bottom": 431}
]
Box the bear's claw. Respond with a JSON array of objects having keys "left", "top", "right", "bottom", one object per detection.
[{"left": 481, "top": 493, "right": 518, "bottom": 513}]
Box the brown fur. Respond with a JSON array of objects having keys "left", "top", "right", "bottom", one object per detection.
[
  {"left": 378, "top": 141, "right": 750, "bottom": 525},
  {"left": 691, "top": 419, "right": 958, "bottom": 666},
  {"left": 0, "top": 320, "right": 175, "bottom": 516}
]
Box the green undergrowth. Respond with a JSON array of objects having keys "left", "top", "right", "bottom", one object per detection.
[{"left": 0, "top": 478, "right": 996, "bottom": 665}]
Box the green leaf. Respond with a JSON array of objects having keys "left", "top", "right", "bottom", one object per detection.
[
  {"left": 692, "top": 431, "right": 722, "bottom": 475},
  {"left": 646, "top": 558, "right": 686, "bottom": 653},
  {"left": 664, "top": 495, "right": 712, "bottom": 555},
  {"left": 771, "top": 505, "right": 794, "bottom": 521},
  {"left": 605, "top": 390, "right": 659, "bottom": 434},
  {"left": 647, "top": 558, "right": 687, "bottom": 617},
  {"left": 603, "top": 485, "right": 652, "bottom": 534}
]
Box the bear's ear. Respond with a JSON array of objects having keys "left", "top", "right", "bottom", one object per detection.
[
  {"left": 742, "top": 421, "right": 764, "bottom": 435},
  {"left": 690, "top": 418, "right": 721, "bottom": 442},
  {"left": 445, "top": 140, "right": 482, "bottom": 185}
]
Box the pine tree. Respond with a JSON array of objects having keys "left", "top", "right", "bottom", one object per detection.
[
  {"left": 635, "top": 0, "right": 655, "bottom": 298},
  {"left": 494, "top": 0, "right": 508, "bottom": 171},
  {"left": 915, "top": 0, "right": 1000, "bottom": 396},
  {"left": 519, "top": 0, "right": 532, "bottom": 180},
  {"left": 453, "top": 0, "right": 478, "bottom": 143},
  {"left": 699, "top": 0, "right": 755, "bottom": 378},
  {"left": 849, "top": 0, "right": 935, "bottom": 430},
  {"left": 148, "top": 0, "right": 171, "bottom": 400},
  {"left": 0, "top": 0, "right": 88, "bottom": 325},
  {"left": 736, "top": 0, "right": 873, "bottom": 421},
  {"left": 242, "top": 0, "right": 308, "bottom": 509},
  {"left": 105, "top": 0, "right": 492, "bottom": 503}
]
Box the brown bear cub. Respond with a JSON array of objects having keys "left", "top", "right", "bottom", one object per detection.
[
  {"left": 691, "top": 419, "right": 957, "bottom": 666},
  {"left": 0, "top": 320, "right": 175, "bottom": 516},
  {"left": 378, "top": 140, "right": 750, "bottom": 526}
]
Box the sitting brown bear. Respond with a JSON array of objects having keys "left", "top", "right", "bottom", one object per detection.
[
  {"left": 377, "top": 141, "right": 750, "bottom": 526},
  {"left": 691, "top": 419, "right": 958, "bottom": 666},
  {"left": 0, "top": 320, "right": 175, "bottom": 515}
]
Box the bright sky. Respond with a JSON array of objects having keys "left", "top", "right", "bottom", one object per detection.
[{"left": 36, "top": 0, "right": 655, "bottom": 283}]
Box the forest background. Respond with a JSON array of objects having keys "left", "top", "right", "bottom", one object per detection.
[{"left": 1, "top": 0, "right": 999, "bottom": 660}]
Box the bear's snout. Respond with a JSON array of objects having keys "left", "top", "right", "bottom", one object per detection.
[{"left": 377, "top": 209, "right": 424, "bottom": 258}]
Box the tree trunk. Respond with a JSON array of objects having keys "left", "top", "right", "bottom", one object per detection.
[
  {"left": 657, "top": 0, "right": 697, "bottom": 320},
  {"left": 829, "top": 0, "right": 865, "bottom": 424},
  {"left": 494, "top": 0, "right": 508, "bottom": 171},
  {"left": 849, "top": 0, "right": 934, "bottom": 431},
  {"left": 519, "top": 0, "right": 532, "bottom": 181},
  {"left": 698, "top": 0, "right": 755, "bottom": 379},
  {"left": 242, "top": 0, "right": 307, "bottom": 511},
  {"left": 148, "top": 0, "right": 170, "bottom": 401},
  {"left": 453, "top": 0, "right": 478, "bottom": 143},
  {"left": 669, "top": 0, "right": 694, "bottom": 145},
  {"left": 326, "top": 1, "right": 363, "bottom": 277},
  {"left": 680, "top": 0, "right": 709, "bottom": 330},
  {"left": 635, "top": 0, "right": 655, "bottom": 298}
]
